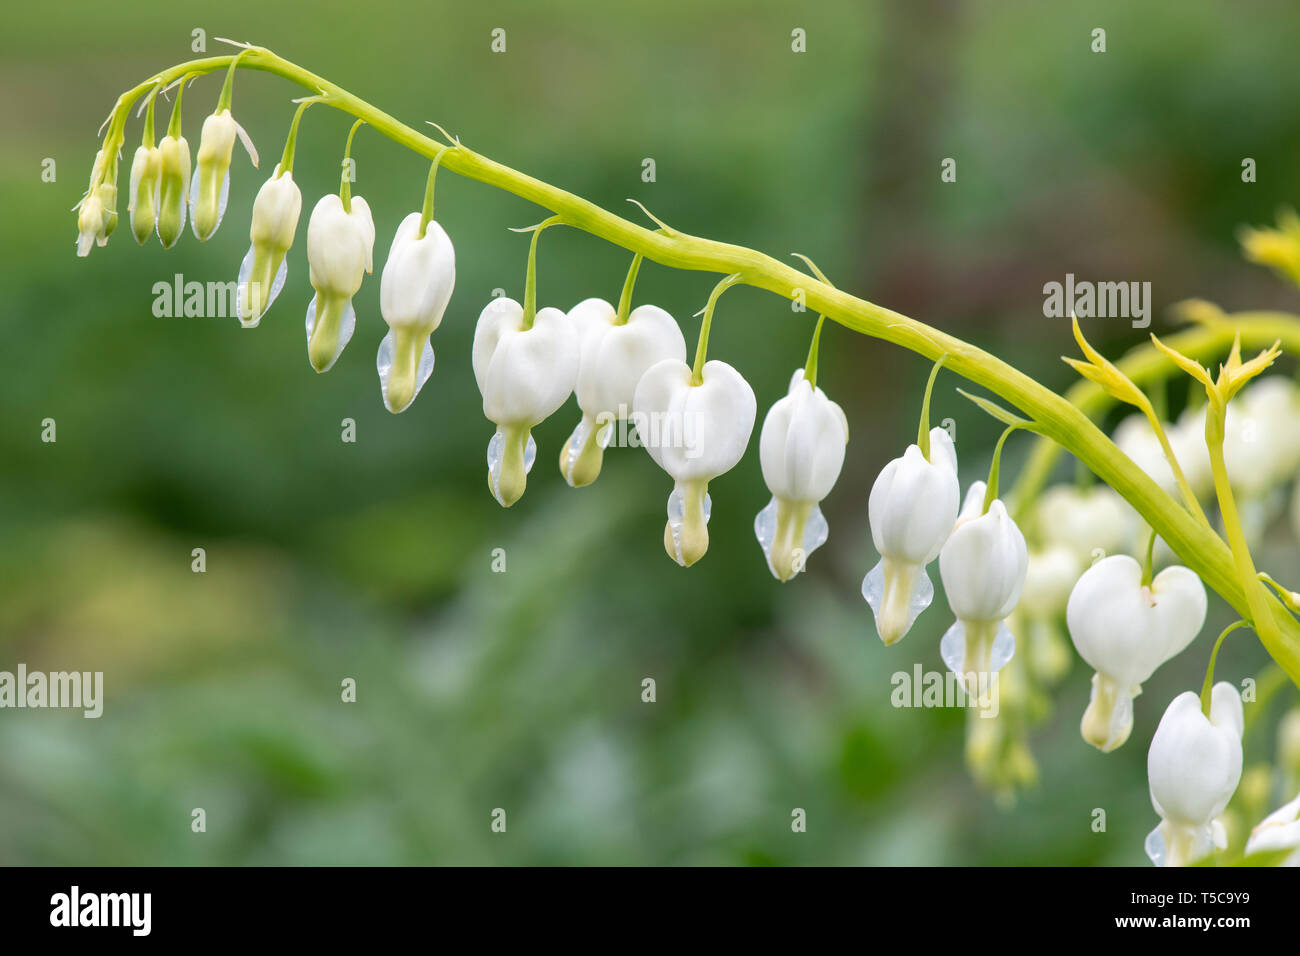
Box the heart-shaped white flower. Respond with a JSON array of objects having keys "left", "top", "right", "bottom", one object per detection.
[
  {"left": 473, "top": 297, "right": 579, "bottom": 507},
  {"left": 632, "top": 357, "right": 756, "bottom": 566},
  {"left": 755, "top": 368, "right": 848, "bottom": 581},
  {"left": 1066, "top": 554, "right": 1206, "bottom": 752},
  {"left": 560, "top": 297, "right": 686, "bottom": 487}
]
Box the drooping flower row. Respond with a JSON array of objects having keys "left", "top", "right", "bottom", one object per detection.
[{"left": 76, "top": 57, "right": 1300, "bottom": 869}]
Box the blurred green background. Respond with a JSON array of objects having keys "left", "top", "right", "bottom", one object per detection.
[{"left": 2, "top": 0, "right": 1299, "bottom": 865}]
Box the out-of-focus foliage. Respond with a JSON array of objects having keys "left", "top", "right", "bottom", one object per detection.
[{"left": 0, "top": 0, "right": 1298, "bottom": 865}]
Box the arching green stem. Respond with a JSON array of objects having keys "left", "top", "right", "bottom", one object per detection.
[
  {"left": 84, "top": 48, "right": 1300, "bottom": 688},
  {"left": 1201, "top": 620, "right": 1249, "bottom": 716},
  {"left": 691, "top": 273, "right": 742, "bottom": 385}
]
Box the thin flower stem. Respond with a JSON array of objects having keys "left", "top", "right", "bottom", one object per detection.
[
  {"left": 90, "top": 47, "right": 1300, "bottom": 687},
  {"left": 614, "top": 253, "right": 643, "bottom": 325},
  {"left": 916, "top": 355, "right": 947, "bottom": 461},
  {"left": 141, "top": 83, "right": 162, "bottom": 149},
  {"left": 691, "top": 273, "right": 742, "bottom": 385},
  {"left": 982, "top": 424, "right": 1024, "bottom": 513},
  {"left": 1200, "top": 620, "right": 1249, "bottom": 716},
  {"left": 417, "top": 148, "right": 450, "bottom": 239},
  {"left": 339, "top": 119, "right": 365, "bottom": 212},
  {"left": 1140, "top": 527, "right": 1157, "bottom": 588},
  {"left": 520, "top": 216, "right": 564, "bottom": 330},
  {"left": 803, "top": 315, "right": 826, "bottom": 389},
  {"left": 1144, "top": 408, "right": 1211, "bottom": 530},
  {"left": 1206, "top": 411, "right": 1276, "bottom": 645},
  {"left": 278, "top": 100, "right": 315, "bottom": 176}
]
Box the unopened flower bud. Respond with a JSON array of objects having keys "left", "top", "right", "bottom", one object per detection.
[
  {"left": 377, "top": 212, "right": 456, "bottom": 413},
  {"left": 155, "top": 132, "right": 192, "bottom": 249},
  {"left": 755, "top": 368, "right": 848, "bottom": 581},
  {"left": 305, "top": 193, "right": 375, "bottom": 372},
  {"left": 128, "top": 144, "right": 162, "bottom": 245},
  {"left": 237, "top": 166, "right": 302, "bottom": 327}
]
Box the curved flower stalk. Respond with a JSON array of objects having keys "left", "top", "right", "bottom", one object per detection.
[
  {"left": 863, "top": 360, "right": 959, "bottom": 644},
  {"left": 74, "top": 46, "right": 1300, "bottom": 687},
  {"left": 1145, "top": 682, "right": 1244, "bottom": 867},
  {"left": 634, "top": 275, "right": 755, "bottom": 566},
  {"left": 560, "top": 255, "right": 686, "bottom": 487},
  {"left": 755, "top": 318, "right": 848, "bottom": 581},
  {"left": 473, "top": 219, "right": 578, "bottom": 506},
  {"left": 1244, "top": 791, "right": 1300, "bottom": 864},
  {"left": 378, "top": 155, "right": 456, "bottom": 413},
  {"left": 939, "top": 480, "right": 1029, "bottom": 688},
  {"left": 1066, "top": 554, "right": 1207, "bottom": 752},
  {"left": 191, "top": 51, "right": 259, "bottom": 241},
  {"left": 304, "top": 122, "right": 374, "bottom": 372}
]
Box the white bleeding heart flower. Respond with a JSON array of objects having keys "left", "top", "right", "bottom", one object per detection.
[
  {"left": 633, "top": 358, "right": 756, "bottom": 567},
  {"left": 863, "top": 427, "right": 959, "bottom": 645},
  {"left": 1036, "top": 484, "right": 1133, "bottom": 563},
  {"left": 237, "top": 165, "right": 301, "bottom": 327},
  {"left": 560, "top": 297, "right": 686, "bottom": 487},
  {"left": 305, "top": 193, "right": 375, "bottom": 372},
  {"left": 1244, "top": 791, "right": 1300, "bottom": 865},
  {"left": 754, "top": 368, "right": 848, "bottom": 581},
  {"left": 1146, "top": 683, "right": 1243, "bottom": 867},
  {"left": 1066, "top": 554, "right": 1207, "bottom": 753},
  {"left": 937, "top": 481, "right": 1028, "bottom": 686},
  {"left": 377, "top": 211, "right": 456, "bottom": 413},
  {"left": 127, "top": 143, "right": 162, "bottom": 245},
  {"left": 191, "top": 108, "right": 257, "bottom": 241},
  {"left": 473, "top": 297, "right": 579, "bottom": 507}
]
